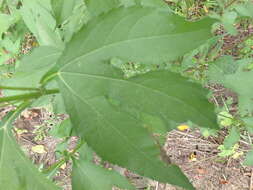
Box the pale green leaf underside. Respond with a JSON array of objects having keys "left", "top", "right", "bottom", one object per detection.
[
  {"left": 72, "top": 160, "right": 135, "bottom": 190},
  {"left": 0, "top": 105, "right": 59, "bottom": 190}
]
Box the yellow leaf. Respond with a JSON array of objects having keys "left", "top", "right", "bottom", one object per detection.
[
  {"left": 177, "top": 124, "right": 189, "bottom": 131},
  {"left": 203, "top": 6, "right": 209, "bottom": 13},
  {"left": 31, "top": 145, "right": 46, "bottom": 154},
  {"left": 189, "top": 152, "right": 197, "bottom": 161},
  {"left": 60, "top": 163, "right": 67, "bottom": 170}
]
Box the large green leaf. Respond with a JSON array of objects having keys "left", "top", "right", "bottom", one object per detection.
[
  {"left": 50, "top": 6, "right": 217, "bottom": 190},
  {"left": 0, "top": 102, "right": 59, "bottom": 190},
  {"left": 72, "top": 160, "right": 135, "bottom": 190},
  {"left": 50, "top": 6, "right": 214, "bottom": 72}
]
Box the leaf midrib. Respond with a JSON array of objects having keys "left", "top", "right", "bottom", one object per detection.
[
  {"left": 58, "top": 73, "right": 165, "bottom": 171},
  {"left": 60, "top": 71, "right": 213, "bottom": 124}
]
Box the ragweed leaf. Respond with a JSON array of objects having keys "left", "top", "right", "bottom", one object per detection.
[{"left": 52, "top": 6, "right": 217, "bottom": 190}]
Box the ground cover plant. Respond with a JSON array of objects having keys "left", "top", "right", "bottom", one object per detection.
[{"left": 0, "top": 0, "right": 253, "bottom": 190}]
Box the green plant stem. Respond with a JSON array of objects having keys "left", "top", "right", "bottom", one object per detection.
[
  {"left": 0, "top": 85, "right": 39, "bottom": 91},
  {"left": 0, "top": 89, "right": 59, "bottom": 103},
  {"left": 42, "top": 140, "right": 85, "bottom": 177}
]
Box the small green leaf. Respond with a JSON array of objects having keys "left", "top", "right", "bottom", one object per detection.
[
  {"left": 51, "top": 0, "right": 89, "bottom": 43},
  {"left": 20, "top": 0, "right": 63, "bottom": 47},
  {"left": 49, "top": 118, "right": 72, "bottom": 138},
  {"left": 208, "top": 57, "right": 253, "bottom": 115},
  {"left": 0, "top": 13, "right": 16, "bottom": 36},
  {"left": 223, "top": 126, "right": 240, "bottom": 149},
  {"left": 235, "top": 1, "right": 253, "bottom": 18},
  {"left": 244, "top": 149, "right": 253, "bottom": 166},
  {"left": 2, "top": 46, "right": 61, "bottom": 90},
  {"left": 242, "top": 117, "right": 253, "bottom": 134},
  {"left": 221, "top": 11, "right": 238, "bottom": 35}
]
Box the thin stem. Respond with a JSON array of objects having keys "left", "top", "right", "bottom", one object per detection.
[
  {"left": 224, "top": 0, "right": 238, "bottom": 9},
  {"left": 0, "top": 85, "right": 39, "bottom": 91},
  {"left": 42, "top": 140, "right": 85, "bottom": 177},
  {"left": 0, "top": 89, "right": 59, "bottom": 103}
]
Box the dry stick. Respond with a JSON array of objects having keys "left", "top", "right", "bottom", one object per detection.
[
  {"left": 224, "top": 0, "right": 238, "bottom": 8},
  {"left": 155, "top": 182, "right": 159, "bottom": 190},
  {"left": 250, "top": 169, "right": 253, "bottom": 190},
  {"left": 184, "top": 155, "right": 218, "bottom": 171}
]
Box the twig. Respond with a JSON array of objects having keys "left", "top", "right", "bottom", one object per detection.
[
  {"left": 224, "top": 0, "right": 238, "bottom": 9},
  {"left": 250, "top": 169, "right": 253, "bottom": 190},
  {"left": 155, "top": 182, "right": 159, "bottom": 190}
]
